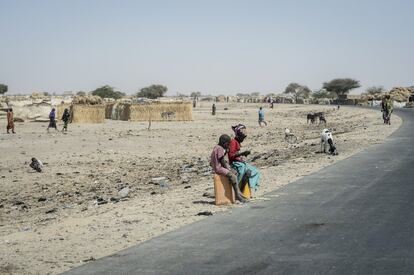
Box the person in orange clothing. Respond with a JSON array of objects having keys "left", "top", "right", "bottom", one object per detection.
[{"left": 6, "top": 108, "right": 15, "bottom": 134}]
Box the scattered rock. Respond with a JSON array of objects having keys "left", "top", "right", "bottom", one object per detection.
[
  {"left": 184, "top": 185, "right": 191, "bottom": 189},
  {"left": 38, "top": 197, "right": 47, "bottom": 202},
  {"left": 196, "top": 211, "right": 213, "bottom": 216},
  {"left": 118, "top": 187, "right": 130, "bottom": 198},
  {"left": 202, "top": 192, "right": 214, "bottom": 199},
  {"left": 45, "top": 208, "right": 57, "bottom": 214},
  {"left": 96, "top": 197, "right": 108, "bottom": 205},
  {"left": 82, "top": 256, "right": 96, "bottom": 262},
  {"left": 110, "top": 197, "right": 120, "bottom": 203},
  {"left": 150, "top": 177, "right": 167, "bottom": 185},
  {"left": 12, "top": 200, "right": 25, "bottom": 206}
]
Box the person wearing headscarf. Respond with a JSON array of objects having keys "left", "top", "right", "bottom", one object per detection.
[
  {"left": 228, "top": 124, "right": 260, "bottom": 194},
  {"left": 47, "top": 108, "right": 58, "bottom": 132},
  {"left": 61, "top": 108, "right": 71, "bottom": 132},
  {"left": 6, "top": 108, "right": 15, "bottom": 134},
  {"left": 210, "top": 134, "right": 247, "bottom": 202}
]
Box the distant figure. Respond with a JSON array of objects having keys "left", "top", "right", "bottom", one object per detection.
[
  {"left": 270, "top": 100, "right": 274, "bottom": 109},
  {"left": 30, "top": 157, "right": 43, "bottom": 172},
  {"left": 47, "top": 108, "right": 58, "bottom": 132},
  {"left": 258, "top": 107, "right": 267, "bottom": 127},
  {"left": 284, "top": 127, "right": 298, "bottom": 143},
  {"left": 61, "top": 108, "right": 71, "bottom": 132},
  {"left": 193, "top": 99, "right": 196, "bottom": 108},
  {"left": 381, "top": 94, "right": 393, "bottom": 125},
  {"left": 337, "top": 105, "right": 340, "bottom": 110},
  {"left": 6, "top": 108, "right": 15, "bottom": 134},
  {"left": 212, "top": 104, "right": 216, "bottom": 115}
]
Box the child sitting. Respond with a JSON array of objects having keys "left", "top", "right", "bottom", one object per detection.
[{"left": 211, "top": 134, "right": 247, "bottom": 203}]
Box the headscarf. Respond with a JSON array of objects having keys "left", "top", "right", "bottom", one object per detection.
[{"left": 231, "top": 124, "right": 247, "bottom": 139}]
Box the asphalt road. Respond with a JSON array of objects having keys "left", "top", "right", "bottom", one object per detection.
[{"left": 66, "top": 108, "right": 414, "bottom": 275}]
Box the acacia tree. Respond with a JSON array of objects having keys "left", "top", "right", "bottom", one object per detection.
[
  {"left": 190, "top": 91, "right": 202, "bottom": 98},
  {"left": 366, "top": 86, "right": 385, "bottom": 95},
  {"left": 312, "top": 89, "right": 330, "bottom": 99},
  {"left": 0, "top": 84, "right": 8, "bottom": 95},
  {"left": 284, "top": 83, "right": 311, "bottom": 102},
  {"left": 323, "top": 78, "right": 360, "bottom": 98},
  {"left": 137, "top": 84, "right": 167, "bottom": 99},
  {"left": 91, "top": 85, "right": 125, "bottom": 99}
]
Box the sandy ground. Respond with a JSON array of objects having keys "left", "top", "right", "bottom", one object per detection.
[{"left": 0, "top": 103, "right": 401, "bottom": 275}]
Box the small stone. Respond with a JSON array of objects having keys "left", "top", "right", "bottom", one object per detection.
[
  {"left": 110, "top": 197, "right": 120, "bottom": 203},
  {"left": 45, "top": 208, "right": 57, "bottom": 214},
  {"left": 118, "top": 187, "right": 130, "bottom": 198},
  {"left": 196, "top": 211, "right": 213, "bottom": 216}
]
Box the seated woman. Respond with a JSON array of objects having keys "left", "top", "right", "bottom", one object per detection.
[{"left": 228, "top": 124, "right": 260, "bottom": 195}]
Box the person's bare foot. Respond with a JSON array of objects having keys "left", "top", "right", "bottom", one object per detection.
[{"left": 236, "top": 192, "right": 249, "bottom": 203}]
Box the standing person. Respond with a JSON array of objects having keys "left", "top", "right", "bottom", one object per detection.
[
  {"left": 47, "top": 108, "right": 58, "bottom": 132},
  {"left": 228, "top": 124, "right": 260, "bottom": 195},
  {"left": 6, "top": 108, "right": 15, "bottom": 134},
  {"left": 383, "top": 94, "right": 393, "bottom": 125},
  {"left": 258, "top": 107, "right": 267, "bottom": 127},
  {"left": 210, "top": 134, "right": 247, "bottom": 203},
  {"left": 212, "top": 103, "right": 216, "bottom": 115},
  {"left": 270, "top": 99, "right": 274, "bottom": 109},
  {"left": 61, "top": 108, "right": 71, "bottom": 132}
]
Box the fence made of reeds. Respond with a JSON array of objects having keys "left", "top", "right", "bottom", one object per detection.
[
  {"left": 129, "top": 102, "right": 192, "bottom": 121},
  {"left": 71, "top": 104, "right": 105, "bottom": 123},
  {"left": 57, "top": 103, "right": 72, "bottom": 120}
]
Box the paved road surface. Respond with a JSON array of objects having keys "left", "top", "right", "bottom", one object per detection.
[{"left": 66, "top": 108, "right": 414, "bottom": 275}]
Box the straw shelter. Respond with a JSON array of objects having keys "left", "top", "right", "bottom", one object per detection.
[
  {"left": 57, "top": 103, "right": 72, "bottom": 120},
  {"left": 129, "top": 102, "right": 192, "bottom": 121},
  {"left": 109, "top": 102, "right": 131, "bottom": 121},
  {"left": 71, "top": 104, "right": 105, "bottom": 123},
  {"left": 55, "top": 95, "right": 106, "bottom": 123}
]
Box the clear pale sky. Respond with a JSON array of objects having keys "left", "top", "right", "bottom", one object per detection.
[{"left": 1, "top": 0, "right": 413, "bottom": 95}]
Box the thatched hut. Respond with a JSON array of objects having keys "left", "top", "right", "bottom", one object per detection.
[{"left": 57, "top": 95, "right": 105, "bottom": 123}]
